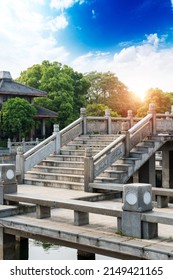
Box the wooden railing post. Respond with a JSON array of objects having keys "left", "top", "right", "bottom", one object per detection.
[
  {"left": 148, "top": 103, "right": 156, "bottom": 134},
  {"left": 53, "top": 124, "right": 60, "bottom": 154},
  {"left": 80, "top": 108, "right": 87, "bottom": 135},
  {"left": 84, "top": 147, "right": 94, "bottom": 192},
  {"left": 105, "top": 109, "right": 112, "bottom": 134},
  {"left": 121, "top": 122, "right": 130, "bottom": 157}
]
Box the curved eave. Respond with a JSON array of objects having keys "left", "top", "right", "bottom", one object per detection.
[
  {"left": 0, "top": 91, "right": 46, "bottom": 97},
  {"left": 35, "top": 115, "right": 58, "bottom": 119}
]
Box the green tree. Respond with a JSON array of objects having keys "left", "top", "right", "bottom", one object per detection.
[
  {"left": 1, "top": 97, "right": 36, "bottom": 140},
  {"left": 137, "top": 88, "right": 172, "bottom": 116},
  {"left": 17, "top": 60, "right": 90, "bottom": 128},
  {"left": 86, "top": 103, "right": 120, "bottom": 117},
  {"left": 85, "top": 71, "right": 141, "bottom": 116}
]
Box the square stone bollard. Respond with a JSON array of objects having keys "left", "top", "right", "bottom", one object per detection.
[
  {"left": 122, "top": 183, "right": 157, "bottom": 239},
  {"left": 123, "top": 183, "right": 153, "bottom": 212},
  {"left": 0, "top": 164, "right": 17, "bottom": 205}
]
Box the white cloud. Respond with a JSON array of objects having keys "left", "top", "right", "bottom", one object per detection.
[
  {"left": 71, "top": 51, "right": 111, "bottom": 73},
  {"left": 50, "top": 0, "right": 84, "bottom": 10},
  {"left": 48, "top": 14, "right": 68, "bottom": 32},
  {"left": 72, "top": 33, "right": 173, "bottom": 99},
  {"left": 113, "top": 33, "right": 173, "bottom": 98},
  {"left": 0, "top": 0, "right": 69, "bottom": 78}
]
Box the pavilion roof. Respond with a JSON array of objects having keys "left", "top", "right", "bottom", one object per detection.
[{"left": 0, "top": 71, "right": 47, "bottom": 97}]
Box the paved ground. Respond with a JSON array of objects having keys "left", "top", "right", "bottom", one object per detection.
[{"left": 1, "top": 184, "right": 173, "bottom": 259}]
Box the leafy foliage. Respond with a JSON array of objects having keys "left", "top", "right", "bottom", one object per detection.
[
  {"left": 85, "top": 71, "right": 141, "bottom": 116},
  {"left": 1, "top": 97, "right": 36, "bottom": 139},
  {"left": 137, "top": 88, "right": 172, "bottom": 116},
  {"left": 17, "top": 60, "right": 90, "bottom": 128},
  {"left": 86, "top": 103, "right": 120, "bottom": 117}
]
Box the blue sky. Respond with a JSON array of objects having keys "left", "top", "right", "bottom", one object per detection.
[{"left": 0, "top": 0, "right": 173, "bottom": 99}]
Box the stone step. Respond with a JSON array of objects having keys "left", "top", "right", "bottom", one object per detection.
[
  {"left": 76, "top": 135, "right": 117, "bottom": 141},
  {"left": 60, "top": 149, "right": 98, "bottom": 156},
  {"left": 39, "top": 160, "right": 84, "bottom": 168},
  {"left": 47, "top": 155, "right": 84, "bottom": 162},
  {"left": 70, "top": 139, "right": 114, "bottom": 145},
  {"left": 132, "top": 146, "right": 151, "bottom": 153},
  {"left": 94, "top": 177, "right": 119, "bottom": 183},
  {"left": 25, "top": 171, "right": 84, "bottom": 183},
  {"left": 63, "top": 143, "right": 108, "bottom": 150},
  {"left": 118, "top": 157, "right": 140, "bottom": 165},
  {"left": 23, "top": 178, "right": 84, "bottom": 190},
  {"left": 103, "top": 170, "right": 128, "bottom": 179},
  {"left": 90, "top": 182, "right": 123, "bottom": 192},
  {"left": 111, "top": 163, "right": 132, "bottom": 171},
  {"left": 138, "top": 140, "right": 155, "bottom": 147},
  {"left": 33, "top": 166, "right": 84, "bottom": 175},
  {"left": 129, "top": 151, "right": 144, "bottom": 159}
]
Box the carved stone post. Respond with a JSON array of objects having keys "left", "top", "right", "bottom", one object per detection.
[
  {"left": 122, "top": 183, "right": 157, "bottom": 239},
  {"left": 121, "top": 122, "right": 130, "bottom": 157},
  {"left": 0, "top": 164, "right": 17, "bottom": 205},
  {"left": 148, "top": 103, "right": 156, "bottom": 135},
  {"left": 80, "top": 108, "right": 87, "bottom": 135},
  {"left": 22, "top": 138, "right": 25, "bottom": 153},
  {"left": 127, "top": 110, "right": 133, "bottom": 128},
  {"left": 105, "top": 109, "right": 112, "bottom": 134},
  {"left": 7, "top": 138, "right": 11, "bottom": 154},
  {"left": 16, "top": 147, "right": 24, "bottom": 183},
  {"left": 84, "top": 147, "right": 94, "bottom": 192},
  {"left": 53, "top": 124, "right": 60, "bottom": 154}
]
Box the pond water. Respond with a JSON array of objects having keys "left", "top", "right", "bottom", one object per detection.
[{"left": 28, "top": 239, "right": 115, "bottom": 260}]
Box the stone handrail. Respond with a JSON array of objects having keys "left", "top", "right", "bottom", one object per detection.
[
  {"left": 8, "top": 138, "right": 39, "bottom": 154},
  {"left": 93, "top": 135, "right": 126, "bottom": 177},
  {"left": 128, "top": 113, "right": 153, "bottom": 151},
  {"left": 60, "top": 117, "right": 83, "bottom": 146},
  {"left": 16, "top": 133, "right": 58, "bottom": 181},
  {"left": 84, "top": 135, "right": 126, "bottom": 191},
  {"left": 16, "top": 117, "right": 84, "bottom": 181},
  {"left": 84, "top": 108, "right": 155, "bottom": 191}
]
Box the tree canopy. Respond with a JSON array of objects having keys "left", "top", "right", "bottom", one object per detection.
[
  {"left": 85, "top": 71, "right": 141, "bottom": 116},
  {"left": 137, "top": 88, "right": 172, "bottom": 116},
  {"left": 1, "top": 97, "right": 36, "bottom": 140},
  {"left": 16, "top": 60, "right": 90, "bottom": 128}
]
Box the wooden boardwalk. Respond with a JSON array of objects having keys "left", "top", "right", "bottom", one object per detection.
[{"left": 1, "top": 185, "right": 173, "bottom": 260}]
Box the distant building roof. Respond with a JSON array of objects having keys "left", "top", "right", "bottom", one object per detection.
[
  {"left": 35, "top": 105, "right": 58, "bottom": 118},
  {"left": 0, "top": 71, "right": 47, "bottom": 97}
]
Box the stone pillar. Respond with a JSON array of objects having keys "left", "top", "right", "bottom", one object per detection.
[
  {"left": 77, "top": 250, "right": 95, "bottom": 260},
  {"left": 160, "top": 148, "right": 173, "bottom": 207},
  {"left": 53, "top": 124, "right": 60, "bottom": 154},
  {"left": 84, "top": 147, "right": 94, "bottom": 192},
  {"left": 121, "top": 122, "right": 130, "bottom": 157},
  {"left": 16, "top": 147, "right": 24, "bottom": 183},
  {"left": 80, "top": 108, "right": 87, "bottom": 135},
  {"left": 0, "top": 164, "right": 17, "bottom": 205},
  {"left": 148, "top": 103, "right": 156, "bottom": 135},
  {"left": 138, "top": 155, "right": 156, "bottom": 187},
  {"left": 127, "top": 110, "right": 133, "bottom": 128},
  {"left": 0, "top": 228, "right": 16, "bottom": 260},
  {"left": 16, "top": 236, "right": 29, "bottom": 260},
  {"left": 105, "top": 109, "right": 112, "bottom": 134},
  {"left": 42, "top": 119, "right": 46, "bottom": 138},
  {"left": 122, "top": 183, "right": 157, "bottom": 239}
]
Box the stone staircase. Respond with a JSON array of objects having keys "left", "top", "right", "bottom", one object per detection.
[
  {"left": 24, "top": 134, "right": 117, "bottom": 190},
  {"left": 93, "top": 137, "right": 165, "bottom": 187},
  {"left": 23, "top": 134, "right": 165, "bottom": 191}
]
